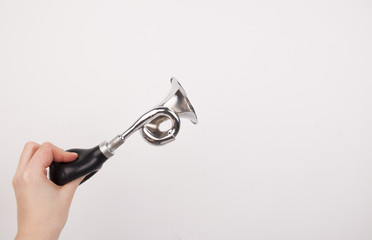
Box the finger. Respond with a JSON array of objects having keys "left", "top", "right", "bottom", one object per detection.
[
  {"left": 61, "top": 176, "right": 84, "bottom": 198},
  {"left": 29, "top": 142, "right": 78, "bottom": 170},
  {"left": 16, "top": 141, "right": 40, "bottom": 174}
]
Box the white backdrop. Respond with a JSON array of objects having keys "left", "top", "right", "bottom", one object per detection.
[{"left": 1, "top": 0, "right": 371, "bottom": 239}]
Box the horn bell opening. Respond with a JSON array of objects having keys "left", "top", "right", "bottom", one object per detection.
[{"left": 160, "top": 78, "right": 198, "bottom": 124}]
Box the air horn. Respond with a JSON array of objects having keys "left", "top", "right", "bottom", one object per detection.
[{"left": 49, "top": 78, "right": 198, "bottom": 185}]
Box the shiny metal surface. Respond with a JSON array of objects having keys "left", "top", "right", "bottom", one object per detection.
[
  {"left": 104, "top": 78, "right": 197, "bottom": 155},
  {"left": 99, "top": 141, "right": 115, "bottom": 158},
  {"left": 141, "top": 77, "right": 198, "bottom": 144}
]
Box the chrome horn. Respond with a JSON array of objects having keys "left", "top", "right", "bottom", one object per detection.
[
  {"left": 49, "top": 78, "right": 198, "bottom": 186},
  {"left": 100, "top": 78, "right": 198, "bottom": 157}
]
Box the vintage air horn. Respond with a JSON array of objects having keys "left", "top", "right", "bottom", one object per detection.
[{"left": 49, "top": 78, "right": 198, "bottom": 185}]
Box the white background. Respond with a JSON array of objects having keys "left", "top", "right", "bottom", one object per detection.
[{"left": 0, "top": 0, "right": 371, "bottom": 239}]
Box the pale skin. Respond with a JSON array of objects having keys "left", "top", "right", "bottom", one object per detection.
[{"left": 12, "top": 142, "right": 84, "bottom": 240}]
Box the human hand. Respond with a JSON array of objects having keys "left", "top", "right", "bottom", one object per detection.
[{"left": 13, "top": 142, "right": 83, "bottom": 240}]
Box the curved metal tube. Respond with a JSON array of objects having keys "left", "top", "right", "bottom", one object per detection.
[{"left": 104, "top": 107, "right": 180, "bottom": 154}]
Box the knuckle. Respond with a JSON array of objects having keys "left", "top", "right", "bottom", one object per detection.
[
  {"left": 21, "top": 170, "right": 34, "bottom": 184},
  {"left": 41, "top": 142, "right": 53, "bottom": 150},
  {"left": 24, "top": 141, "right": 38, "bottom": 150}
]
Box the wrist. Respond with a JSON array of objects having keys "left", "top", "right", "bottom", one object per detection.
[{"left": 15, "top": 228, "right": 61, "bottom": 240}]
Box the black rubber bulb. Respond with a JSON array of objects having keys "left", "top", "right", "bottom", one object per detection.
[{"left": 49, "top": 145, "right": 109, "bottom": 186}]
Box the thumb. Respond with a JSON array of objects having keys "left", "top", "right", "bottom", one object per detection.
[{"left": 61, "top": 176, "right": 85, "bottom": 198}]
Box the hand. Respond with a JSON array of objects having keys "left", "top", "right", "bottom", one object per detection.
[{"left": 13, "top": 142, "right": 83, "bottom": 240}]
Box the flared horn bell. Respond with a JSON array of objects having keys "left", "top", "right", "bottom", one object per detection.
[
  {"left": 141, "top": 78, "right": 198, "bottom": 145},
  {"left": 159, "top": 77, "right": 198, "bottom": 124}
]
